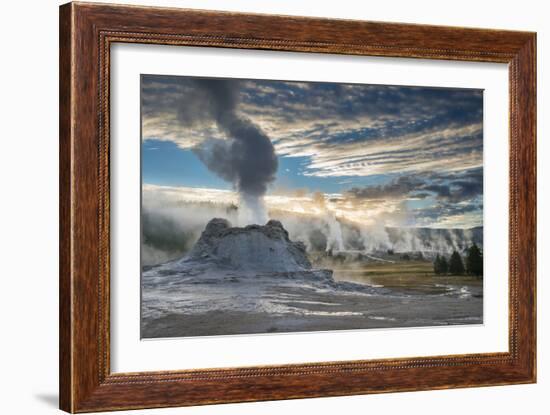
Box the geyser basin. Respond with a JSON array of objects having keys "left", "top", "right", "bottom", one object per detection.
[{"left": 141, "top": 218, "right": 482, "bottom": 338}]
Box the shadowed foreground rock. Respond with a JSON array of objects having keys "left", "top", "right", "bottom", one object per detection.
[{"left": 189, "top": 218, "right": 312, "bottom": 272}]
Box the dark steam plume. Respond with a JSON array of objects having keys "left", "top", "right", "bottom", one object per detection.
[{"left": 186, "top": 79, "right": 278, "bottom": 224}]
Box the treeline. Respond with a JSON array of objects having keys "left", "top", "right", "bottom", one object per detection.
[{"left": 433, "top": 244, "right": 483, "bottom": 277}]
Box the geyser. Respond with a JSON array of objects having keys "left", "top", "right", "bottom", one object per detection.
[
  {"left": 189, "top": 79, "right": 278, "bottom": 225},
  {"left": 189, "top": 218, "right": 313, "bottom": 272}
]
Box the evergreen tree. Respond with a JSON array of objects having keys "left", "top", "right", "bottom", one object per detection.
[
  {"left": 466, "top": 243, "right": 483, "bottom": 277},
  {"left": 448, "top": 250, "right": 465, "bottom": 275},
  {"left": 434, "top": 254, "right": 442, "bottom": 274},
  {"left": 440, "top": 255, "right": 449, "bottom": 274},
  {"left": 434, "top": 254, "right": 449, "bottom": 275}
]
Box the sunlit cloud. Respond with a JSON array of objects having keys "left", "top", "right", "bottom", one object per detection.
[
  {"left": 142, "top": 76, "right": 482, "bottom": 177},
  {"left": 144, "top": 183, "right": 481, "bottom": 230},
  {"left": 141, "top": 75, "right": 483, "bottom": 228}
]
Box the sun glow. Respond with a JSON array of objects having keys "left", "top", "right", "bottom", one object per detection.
[{"left": 144, "top": 184, "right": 409, "bottom": 228}]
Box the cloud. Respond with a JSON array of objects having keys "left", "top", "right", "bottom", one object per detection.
[
  {"left": 141, "top": 76, "right": 483, "bottom": 228},
  {"left": 410, "top": 201, "right": 482, "bottom": 228},
  {"left": 144, "top": 77, "right": 278, "bottom": 224},
  {"left": 141, "top": 184, "right": 483, "bottom": 266},
  {"left": 421, "top": 168, "right": 483, "bottom": 203},
  {"left": 347, "top": 168, "right": 482, "bottom": 202},
  {"left": 346, "top": 176, "right": 422, "bottom": 200},
  {"left": 141, "top": 76, "right": 483, "bottom": 178},
  {"left": 189, "top": 78, "right": 278, "bottom": 198},
  {"left": 345, "top": 167, "right": 483, "bottom": 227}
]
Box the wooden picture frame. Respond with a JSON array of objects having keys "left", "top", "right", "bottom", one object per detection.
[{"left": 59, "top": 2, "right": 536, "bottom": 412}]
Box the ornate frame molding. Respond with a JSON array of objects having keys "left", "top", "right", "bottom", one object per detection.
[{"left": 60, "top": 2, "right": 536, "bottom": 412}]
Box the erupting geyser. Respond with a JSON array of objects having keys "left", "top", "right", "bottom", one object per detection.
[{"left": 189, "top": 79, "right": 278, "bottom": 225}]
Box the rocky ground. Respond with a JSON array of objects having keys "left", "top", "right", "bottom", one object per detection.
[{"left": 141, "top": 218, "right": 482, "bottom": 338}]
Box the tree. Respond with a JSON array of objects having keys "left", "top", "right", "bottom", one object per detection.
[
  {"left": 448, "top": 250, "right": 465, "bottom": 275},
  {"left": 466, "top": 243, "right": 483, "bottom": 277},
  {"left": 440, "top": 255, "right": 449, "bottom": 274},
  {"left": 434, "top": 254, "right": 449, "bottom": 275},
  {"left": 434, "top": 254, "right": 442, "bottom": 274}
]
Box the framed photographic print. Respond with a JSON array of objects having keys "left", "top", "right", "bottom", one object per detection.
[{"left": 59, "top": 2, "right": 536, "bottom": 412}]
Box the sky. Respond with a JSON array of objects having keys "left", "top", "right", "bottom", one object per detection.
[{"left": 141, "top": 75, "right": 483, "bottom": 229}]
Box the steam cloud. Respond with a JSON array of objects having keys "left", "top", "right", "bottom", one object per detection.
[
  {"left": 187, "top": 79, "right": 278, "bottom": 225},
  {"left": 140, "top": 187, "right": 484, "bottom": 266}
]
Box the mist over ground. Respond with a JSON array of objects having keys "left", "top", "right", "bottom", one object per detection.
[{"left": 142, "top": 185, "right": 482, "bottom": 266}]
